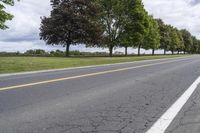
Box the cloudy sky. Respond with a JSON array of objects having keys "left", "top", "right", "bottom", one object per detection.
[{"left": 0, "top": 0, "right": 200, "bottom": 53}]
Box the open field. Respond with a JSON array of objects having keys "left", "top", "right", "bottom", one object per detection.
[{"left": 0, "top": 55, "right": 191, "bottom": 74}]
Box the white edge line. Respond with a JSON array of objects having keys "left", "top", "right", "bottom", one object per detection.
[
  {"left": 0, "top": 56, "right": 194, "bottom": 77},
  {"left": 146, "top": 76, "right": 200, "bottom": 133}
]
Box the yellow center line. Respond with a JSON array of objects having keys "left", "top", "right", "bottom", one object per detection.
[{"left": 0, "top": 58, "right": 189, "bottom": 92}]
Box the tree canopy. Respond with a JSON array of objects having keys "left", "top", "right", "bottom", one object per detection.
[
  {"left": 40, "top": 0, "right": 200, "bottom": 56},
  {"left": 143, "top": 16, "right": 160, "bottom": 55},
  {"left": 169, "top": 27, "right": 180, "bottom": 54},
  {"left": 124, "top": 0, "right": 150, "bottom": 56},
  {"left": 40, "top": 0, "right": 103, "bottom": 56},
  {"left": 0, "top": 0, "right": 16, "bottom": 29},
  {"left": 96, "top": 0, "right": 126, "bottom": 56},
  {"left": 181, "top": 29, "right": 193, "bottom": 54}
]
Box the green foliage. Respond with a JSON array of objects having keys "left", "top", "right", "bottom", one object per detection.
[
  {"left": 40, "top": 0, "right": 200, "bottom": 56},
  {"left": 169, "top": 27, "right": 180, "bottom": 54},
  {"left": 143, "top": 16, "right": 160, "bottom": 55},
  {"left": 0, "top": 0, "right": 16, "bottom": 29},
  {"left": 0, "top": 0, "right": 14, "bottom": 5},
  {"left": 191, "top": 36, "right": 200, "bottom": 54},
  {"left": 156, "top": 19, "right": 171, "bottom": 54},
  {"left": 40, "top": 0, "right": 103, "bottom": 56},
  {"left": 176, "top": 29, "right": 185, "bottom": 53},
  {"left": 50, "top": 0, "right": 60, "bottom": 8},
  {"left": 97, "top": 0, "right": 125, "bottom": 56},
  {"left": 50, "top": 50, "right": 64, "bottom": 57},
  {"left": 124, "top": 0, "right": 150, "bottom": 56},
  {"left": 25, "top": 49, "right": 47, "bottom": 56},
  {"left": 180, "top": 29, "right": 193, "bottom": 53}
]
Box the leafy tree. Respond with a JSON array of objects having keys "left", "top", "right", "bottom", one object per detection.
[
  {"left": 25, "top": 49, "right": 47, "bottom": 56},
  {"left": 169, "top": 26, "right": 180, "bottom": 55},
  {"left": 24, "top": 49, "right": 34, "bottom": 55},
  {"left": 0, "top": 0, "right": 17, "bottom": 29},
  {"left": 50, "top": 0, "right": 60, "bottom": 8},
  {"left": 40, "top": 0, "right": 103, "bottom": 56},
  {"left": 143, "top": 16, "right": 160, "bottom": 55},
  {"left": 180, "top": 29, "right": 193, "bottom": 54},
  {"left": 118, "top": 27, "right": 131, "bottom": 56},
  {"left": 156, "top": 19, "right": 171, "bottom": 55},
  {"left": 35, "top": 49, "right": 46, "bottom": 55},
  {"left": 191, "top": 36, "right": 199, "bottom": 54},
  {"left": 197, "top": 40, "right": 200, "bottom": 54},
  {"left": 176, "top": 30, "right": 184, "bottom": 54},
  {"left": 124, "top": 0, "right": 150, "bottom": 56},
  {"left": 97, "top": 0, "right": 125, "bottom": 56},
  {"left": 119, "top": 36, "right": 130, "bottom": 56},
  {"left": 50, "top": 50, "right": 64, "bottom": 57}
]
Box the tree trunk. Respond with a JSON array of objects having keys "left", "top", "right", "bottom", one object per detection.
[
  {"left": 109, "top": 45, "right": 113, "bottom": 57},
  {"left": 125, "top": 46, "right": 128, "bottom": 56},
  {"left": 138, "top": 45, "right": 141, "bottom": 56},
  {"left": 65, "top": 43, "right": 70, "bottom": 57},
  {"left": 171, "top": 50, "right": 174, "bottom": 55},
  {"left": 164, "top": 49, "right": 166, "bottom": 55},
  {"left": 152, "top": 48, "right": 155, "bottom": 55}
]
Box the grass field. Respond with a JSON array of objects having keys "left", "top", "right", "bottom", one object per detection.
[{"left": 0, "top": 55, "right": 191, "bottom": 74}]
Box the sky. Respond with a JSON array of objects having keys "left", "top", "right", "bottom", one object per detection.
[{"left": 0, "top": 0, "right": 200, "bottom": 53}]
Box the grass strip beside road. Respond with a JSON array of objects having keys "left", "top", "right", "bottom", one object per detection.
[
  {"left": 0, "top": 55, "right": 190, "bottom": 74},
  {"left": 0, "top": 57, "right": 189, "bottom": 91}
]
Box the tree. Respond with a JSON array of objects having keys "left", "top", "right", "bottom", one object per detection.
[
  {"left": 0, "top": 0, "right": 18, "bottom": 29},
  {"left": 156, "top": 19, "right": 171, "bottom": 55},
  {"left": 177, "top": 30, "right": 185, "bottom": 54},
  {"left": 169, "top": 27, "right": 179, "bottom": 55},
  {"left": 50, "top": 0, "right": 60, "bottom": 8},
  {"left": 40, "top": 0, "right": 103, "bottom": 56},
  {"left": 176, "top": 30, "right": 184, "bottom": 54},
  {"left": 119, "top": 35, "right": 131, "bottom": 56},
  {"left": 25, "top": 49, "right": 47, "bottom": 56},
  {"left": 118, "top": 26, "right": 131, "bottom": 56},
  {"left": 97, "top": 0, "right": 125, "bottom": 56},
  {"left": 124, "top": 0, "right": 150, "bottom": 56},
  {"left": 197, "top": 40, "right": 200, "bottom": 54},
  {"left": 180, "top": 29, "right": 193, "bottom": 54},
  {"left": 191, "top": 36, "right": 199, "bottom": 54},
  {"left": 143, "top": 16, "right": 160, "bottom": 55}
]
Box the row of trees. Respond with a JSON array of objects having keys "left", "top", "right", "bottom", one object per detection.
[
  {"left": 40, "top": 0, "right": 200, "bottom": 57},
  {"left": 156, "top": 19, "right": 200, "bottom": 55},
  {"left": 0, "top": 50, "right": 110, "bottom": 57}
]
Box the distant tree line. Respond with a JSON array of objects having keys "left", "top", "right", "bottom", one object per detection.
[
  {"left": 0, "top": 50, "right": 110, "bottom": 57},
  {"left": 40, "top": 0, "right": 200, "bottom": 57},
  {"left": 24, "top": 49, "right": 109, "bottom": 57}
]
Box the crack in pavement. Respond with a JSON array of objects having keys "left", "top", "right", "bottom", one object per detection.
[
  {"left": 166, "top": 86, "right": 200, "bottom": 133},
  {"left": 1, "top": 59, "right": 200, "bottom": 133}
]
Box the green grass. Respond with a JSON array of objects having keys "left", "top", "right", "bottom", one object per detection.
[{"left": 0, "top": 55, "right": 191, "bottom": 74}]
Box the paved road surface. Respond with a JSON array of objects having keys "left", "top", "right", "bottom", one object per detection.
[{"left": 0, "top": 56, "right": 200, "bottom": 133}]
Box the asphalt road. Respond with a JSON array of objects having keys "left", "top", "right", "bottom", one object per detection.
[{"left": 0, "top": 56, "right": 200, "bottom": 133}]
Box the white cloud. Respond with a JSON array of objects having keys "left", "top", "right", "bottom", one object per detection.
[
  {"left": 143, "top": 0, "right": 200, "bottom": 38},
  {"left": 0, "top": 0, "right": 51, "bottom": 52}
]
